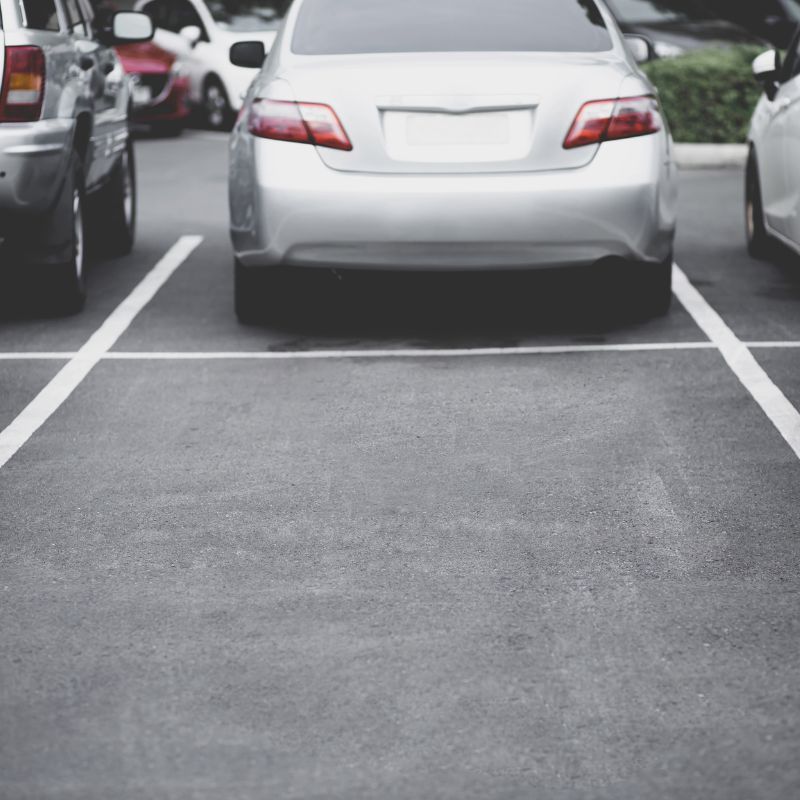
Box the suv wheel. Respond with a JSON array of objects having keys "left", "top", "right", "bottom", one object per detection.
[
  {"left": 89, "top": 139, "right": 136, "bottom": 257},
  {"left": 37, "top": 151, "right": 87, "bottom": 314}
]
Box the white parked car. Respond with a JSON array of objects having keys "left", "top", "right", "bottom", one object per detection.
[
  {"left": 228, "top": 0, "right": 678, "bottom": 323},
  {"left": 747, "top": 41, "right": 800, "bottom": 258},
  {"left": 136, "top": 0, "right": 289, "bottom": 128}
]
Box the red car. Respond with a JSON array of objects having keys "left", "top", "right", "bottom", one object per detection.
[{"left": 116, "top": 42, "right": 190, "bottom": 135}]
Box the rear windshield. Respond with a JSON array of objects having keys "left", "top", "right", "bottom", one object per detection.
[{"left": 292, "top": 0, "right": 614, "bottom": 55}]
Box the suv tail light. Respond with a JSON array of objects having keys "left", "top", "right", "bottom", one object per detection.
[
  {"left": 564, "top": 96, "right": 661, "bottom": 150},
  {"left": 248, "top": 99, "right": 352, "bottom": 151},
  {"left": 0, "top": 46, "right": 46, "bottom": 122}
]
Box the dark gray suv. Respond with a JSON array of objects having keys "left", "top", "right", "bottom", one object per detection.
[{"left": 0, "top": 0, "right": 153, "bottom": 312}]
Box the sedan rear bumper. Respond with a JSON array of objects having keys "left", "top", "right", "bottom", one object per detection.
[{"left": 230, "top": 132, "right": 677, "bottom": 270}]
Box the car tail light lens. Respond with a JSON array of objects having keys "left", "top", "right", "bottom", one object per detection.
[
  {"left": 0, "top": 46, "right": 46, "bottom": 122},
  {"left": 248, "top": 99, "right": 352, "bottom": 151},
  {"left": 564, "top": 95, "right": 661, "bottom": 150}
]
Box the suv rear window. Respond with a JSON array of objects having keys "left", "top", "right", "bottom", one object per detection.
[
  {"left": 22, "top": 0, "right": 61, "bottom": 31},
  {"left": 292, "top": 0, "right": 613, "bottom": 55}
]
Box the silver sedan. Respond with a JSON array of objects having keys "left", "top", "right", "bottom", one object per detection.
[{"left": 228, "top": 0, "right": 678, "bottom": 322}]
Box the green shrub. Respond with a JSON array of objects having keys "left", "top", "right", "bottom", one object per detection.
[{"left": 641, "top": 45, "right": 765, "bottom": 143}]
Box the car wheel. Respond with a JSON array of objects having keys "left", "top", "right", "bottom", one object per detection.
[
  {"left": 89, "top": 138, "right": 136, "bottom": 257},
  {"left": 640, "top": 255, "right": 673, "bottom": 318},
  {"left": 203, "top": 77, "right": 232, "bottom": 131},
  {"left": 745, "top": 150, "right": 773, "bottom": 260},
  {"left": 36, "top": 151, "right": 87, "bottom": 314},
  {"left": 235, "top": 259, "right": 292, "bottom": 324}
]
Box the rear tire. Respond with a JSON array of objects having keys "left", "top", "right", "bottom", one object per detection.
[
  {"left": 28, "top": 151, "right": 87, "bottom": 314},
  {"left": 746, "top": 150, "right": 773, "bottom": 260},
  {"left": 89, "top": 138, "right": 136, "bottom": 257},
  {"left": 235, "top": 259, "right": 292, "bottom": 324},
  {"left": 640, "top": 255, "right": 673, "bottom": 318}
]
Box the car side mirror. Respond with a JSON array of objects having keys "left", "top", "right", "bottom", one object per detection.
[
  {"left": 98, "top": 11, "right": 153, "bottom": 45},
  {"left": 753, "top": 49, "right": 782, "bottom": 101},
  {"left": 624, "top": 34, "right": 653, "bottom": 64},
  {"left": 179, "top": 25, "right": 203, "bottom": 47},
  {"left": 230, "top": 41, "right": 266, "bottom": 69}
]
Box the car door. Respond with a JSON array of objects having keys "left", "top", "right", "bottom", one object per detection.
[
  {"left": 61, "top": 0, "right": 111, "bottom": 188},
  {"left": 84, "top": 0, "right": 129, "bottom": 185},
  {"left": 776, "top": 34, "right": 800, "bottom": 245},
  {"left": 757, "top": 78, "right": 794, "bottom": 238}
]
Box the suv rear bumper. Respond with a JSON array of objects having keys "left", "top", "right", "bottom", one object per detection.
[{"left": 0, "top": 119, "right": 74, "bottom": 217}]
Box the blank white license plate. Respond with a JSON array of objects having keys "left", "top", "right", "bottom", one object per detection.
[
  {"left": 133, "top": 85, "right": 152, "bottom": 106},
  {"left": 382, "top": 108, "right": 534, "bottom": 164},
  {"left": 405, "top": 111, "right": 511, "bottom": 147}
]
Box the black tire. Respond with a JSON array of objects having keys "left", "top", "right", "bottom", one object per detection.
[
  {"left": 89, "top": 138, "right": 136, "bottom": 257},
  {"left": 29, "top": 151, "right": 87, "bottom": 314},
  {"left": 640, "top": 255, "right": 673, "bottom": 318},
  {"left": 746, "top": 150, "right": 774, "bottom": 260},
  {"left": 235, "top": 259, "right": 295, "bottom": 324},
  {"left": 203, "top": 77, "right": 232, "bottom": 131}
]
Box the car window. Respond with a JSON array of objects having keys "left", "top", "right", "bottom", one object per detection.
[
  {"left": 20, "top": 0, "right": 61, "bottom": 31},
  {"left": 784, "top": 31, "right": 800, "bottom": 80},
  {"left": 63, "top": 0, "right": 88, "bottom": 34},
  {"left": 605, "top": 0, "right": 713, "bottom": 24},
  {"left": 206, "top": 0, "right": 289, "bottom": 32},
  {"left": 169, "top": 0, "right": 203, "bottom": 32},
  {"left": 292, "top": 0, "right": 613, "bottom": 55},
  {"left": 783, "top": 0, "right": 800, "bottom": 23},
  {"left": 142, "top": 0, "right": 169, "bottom": 29}
]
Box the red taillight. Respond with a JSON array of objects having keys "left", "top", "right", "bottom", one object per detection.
[
  {"left": 0, "top": 46, "right": 46, "bottom": 123},
  {"left": 564, "top": 95, "right": 661, "bottom": 150},
  {"left": 247, "top": 99, "right": 352, "bottom": 151}
]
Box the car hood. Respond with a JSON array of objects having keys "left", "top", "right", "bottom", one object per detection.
[
  {"left": 116, "top": 42, "right": 175, "bottom": 73},
  {"left": 623, "top": 19, "right": 766, "bottom": 50}
]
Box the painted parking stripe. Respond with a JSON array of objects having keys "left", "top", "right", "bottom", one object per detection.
[
  {"left": 673, "top": 264, "right": 800, "bottom": 461},
  {"left": 0, "top": 236, "right": 203, "bottom": 470},
  {"left": 103, "top": 342, "right": 719, "bottom": 359},
  {"left": 1, "top": 341, "right": 800, "bottom": 361}
]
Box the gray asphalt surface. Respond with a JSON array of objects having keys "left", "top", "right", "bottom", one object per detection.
[{"left": 1, "top": 132, "right": 799, "bottom": 799}]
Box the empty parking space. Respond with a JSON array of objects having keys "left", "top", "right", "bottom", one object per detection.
[{"left": 1, "top": 351, "right": 798, "bottom": 797}]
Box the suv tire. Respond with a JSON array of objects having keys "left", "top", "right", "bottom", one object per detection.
[{"left": 89, "top": 139, "right": 136, "bottom": 257}]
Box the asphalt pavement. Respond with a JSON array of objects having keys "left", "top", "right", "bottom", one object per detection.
[{"left": 0, "top": 131, "right": 799, "bottom": 799}]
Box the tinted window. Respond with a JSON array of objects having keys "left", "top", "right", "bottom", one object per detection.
[
  {"left": 22, "top": 0, "right": 61, "bottom": 31},
  {"left": 605, "top": 0, "right": 712, "bottom": 24},
  {"left": 292, "top": 0, "right": 613, "bottom": 55},
  {"left": 207, "top": 0, "right": 290, "bottom": 32}
]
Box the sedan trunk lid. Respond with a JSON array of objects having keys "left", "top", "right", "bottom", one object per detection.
[{"left": 277, "top": 52, "right": 631, "bottom": 174}]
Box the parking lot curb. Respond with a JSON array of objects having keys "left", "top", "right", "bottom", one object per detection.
[{"left": 675, "top": 143, "right": 748, "bottom": 170}]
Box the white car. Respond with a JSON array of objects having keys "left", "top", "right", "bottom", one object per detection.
[
  {"left": 137, "top": 0, "right": 289, "bottom": 128},
  {"left": 747, "top": 42, "right": 800, "bottom": 258},
  {"left": 229, "top": 0, "right": 678, "bottom": 323}
]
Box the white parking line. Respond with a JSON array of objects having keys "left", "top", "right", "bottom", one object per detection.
[
  {"left": 102, "top": 342, "right": 719, "bottom": 360},
  {"left": 1, "top": 341, "right": 799, "bottom": 361},
  {"left": 0, "top": 236, "right": 203, "bottom": 470},
  {"left": 673, "top": 264, "right": 800, "bottom": 460}
]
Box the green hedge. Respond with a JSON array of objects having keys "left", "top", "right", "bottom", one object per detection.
[{"left": 641, "top": 45, "right": 765, "bottom": 143}]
